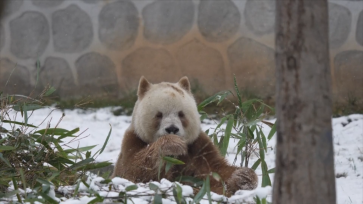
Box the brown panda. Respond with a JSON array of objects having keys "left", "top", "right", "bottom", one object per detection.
[{"left": 112, "top": 76, "right": 258, "bottom": 196}]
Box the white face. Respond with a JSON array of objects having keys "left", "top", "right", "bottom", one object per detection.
[
  {"left": 155, "top": 109, "right": 186, "bottom": 138},
  {"left": 132, "top": 82, "right": 201, "bottom": 144}
]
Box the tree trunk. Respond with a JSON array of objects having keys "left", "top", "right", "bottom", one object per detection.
[{"left": 273, "top": 0, "right": 336, "bottom": 203}]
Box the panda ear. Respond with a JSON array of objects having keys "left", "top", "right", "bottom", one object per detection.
[
  {"left": 137, "top": 76, "right": 152, "bottom": 99},
  {"left": 178, "top": 76, "right": 191, "bottom": 92}
]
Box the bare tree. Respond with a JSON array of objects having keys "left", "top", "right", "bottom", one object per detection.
[{"left": 273, "top": 0, "right": 336, "bottom": 203}]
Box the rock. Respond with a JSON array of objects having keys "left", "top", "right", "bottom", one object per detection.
[
  {"left": 31, "top": 0, "right": 64, "bottom": 8},
  {"left": 2, "top": 0, "right": 23, "bottom": 17},
  {"left": 244, "top": 0, "right": 275, "bottom": 36},
  {"left": 356, "top": 10, "right": 363, "bottom": 46},
  {"left": 227, "top": 37, "right": 275, "bottom": 98},
  {"left": 176, "top": 40, "right": 225, "bottom": 94},
  {"left": 334, "top": 50, "right": 363, "bottom": 100},
  {"left": 98, "top": 0, "right": 139, "bottom": 50},
  {"left": 0, "top": 58, "right": 32, "bottom": 95},
  {"left": 121, "top": 47, "right": 178, "bottom": 90},
  {"left": 328, "top": 3, "right": 352, "bottom": 48},
  {"left": 198, "top": 0, "right": 240, "bottom": 42},
  {"left": 40, "top": 57, "right": 76, "bottom": 98},
  {"left": 75, "top": 52, "right": 119, "bottom": 96},
  {"left": 10, "top": 11, "right": 49, "bottom": 59},
  {"left": 143, "top": 0, "right": 194, "bottom": 44},
  {"left": 81, "top": 0, "right": 98, "bottom": 3},
  {"left": 52, "top": 4, "right": 93, "bottom": 53}
]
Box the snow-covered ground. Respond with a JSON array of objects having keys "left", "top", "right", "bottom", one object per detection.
[{"left": 2, "top": 107, "right": 363, "bottom": 203}]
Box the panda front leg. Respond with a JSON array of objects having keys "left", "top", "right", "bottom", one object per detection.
[
  {"left": 187, "top": 132, "right": 258, "bottom": 196},
  {"left": 132, "top": 134, "right": 188, "bottom": 181}
]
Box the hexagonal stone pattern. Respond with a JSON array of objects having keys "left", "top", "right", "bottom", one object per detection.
[
  {"left": 52, "top": 5, "right": 93, "bottom": 53},
  {"left": 10, "top": 11, "right": 49, "bottom": 59},
  {"left": 334, "top": 50, "right": 363, "bottom": 99},
  {"left": 143, "top": 0, "right": 194, "bottom": 44},
  {"left": 328, "top": 3, "right": 351, "bottom": 48},
  {"left": 40, "top": 57, "right": 76, "bottom": 98},
  {"left": 228, "top": 37, "right": 275, "bottom": 98},
  {"left": 0, "top": 58, "right": 32, "bottom": 95},
  {"left": 31, "top": 0, "right": 64, "bottom": 8},
  {"left": 356, "top": 10, "right": 363, "bottom": 46},
  {"left": 244, "top": 0, "right": 275, "bottom": 36},
  {"left": 2, "top": 0, "right": 23, "bottom": 17},
  {"left": 75, "top": 52, "right": 118, "bottom": 96},
  {"left": 176, "top": 40, "right": 225, "bottom": 93},
  {"left": 198, "top": 0, "right": 240, "bottom": 42},
  {"left": 0, "top": 24, "right": 4, "bottom": 51},
  {"left": 99, "top": 0, "right": 139, "bottom": 50},
  {"left": 121, "top": 47, "right": 178, "bottom": 90}
]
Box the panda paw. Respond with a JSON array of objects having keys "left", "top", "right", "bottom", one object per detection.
[
  {"left": 157, "top": 134, "right": 187, "bottom": 156},
  {"left": 227, "top": 167, "right": 258, "bottom": 192}
]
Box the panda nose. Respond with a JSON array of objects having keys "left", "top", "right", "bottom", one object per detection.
[{"left": 165, "top": 125, "right": 179, "bottom": 134}]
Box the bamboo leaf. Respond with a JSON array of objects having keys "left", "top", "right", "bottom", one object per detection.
[
  {"left": 251, "top": 159, "right": 261, "bottom": 170},
  {"left": 36, "top": 178, "right": 52, "bottom": 186},
  {"left": 233, "top": 75, "right": 243, "bottom": 109},
  {"left": 198, "top": 91, "right": 230, "bottom": 110},
  {"left": 64, "top": 145, "right": 97, "bottom": 154},
  {"left": 44, "top": 87, "right": 56, "bottom": 96},
  {"left": 78, "top": 161, "right": 112, "bottom": 171},
  {"left": 12, "top": 177, "right": 22, "bottom": 202},
  {"left": 214, "top": 116, "right": 228, "bottom": 133},
  {"left": 205, "top": 176, "right": 212, "bottom": 204},
  {"left": 88, "top": 195, "right": 104, "bottom": 204},
  {"left": 176, "top": 176, "right": 203, "bottom": 187},
  {"left": 217, "top": 91, "right": 231, "bottom": 105},
  {"left": 58, "top": 128, "right": 80, "bottom": 140},
  {"left": 4, "top": 190, "right": 20, "bottom": 198},
  {"left": 256, "top": 129, "right": 265, "bottom": 160},
  {"left": 35, "top": 128, "right": 70, "bottom": 135},
  {"left": 267, "top": 168, "right": 275, "bottom": 174},
  {"left": 193, "top": 180, "right": 206, "bottom": 203},
  {"left": 149, "top": 183, "right": 159, "bottom": 191},
  {"left": 19, "top": 168, "right": 27, "bottom": 190},
  {"left": 165, "top": 162, "right": 173, "bottom": 173},
  {"left": 255, "top": 196, "right": 262, "bottom": 204},
  {"left": 173, "top": 183, "right": 183, "bottom": 204},
  {"left": 260, "top": 127, "right": 268, "bottom": 153},
  {"left": 163, "top": 156, "right": 185, "bottom": 165},
  {"left": 220, "top": 115, "right": 234, "bottom": 157},
  {"left": 0, "top": 153, "right": 11, "bottom": 167},
  {"left": 12, "top": 104, "right": 43, "bottom": 112},
  {"left": 98, "top": 124, "right": 112, "bottom": 155},
  {"left": 211, "top": 172, "right": 221, "bottom": 182},
  {"left": 261, "top": 160, "right": 272, "bottom": 187},
  {"left": 125, "top": 185, "right": 138, "bottom": 192},
  {"left": 39, "top": 192, "right": 58, "bottom": 204},
  {"left": 268, "top": 122, "right": 277, "bottom": 140},
  {"left": 2, "top": 120, "right": 36, "bottom": 127},
  {"left": 153, "top": 193, "right": 162, "bottom": 204},
  {"left": 69, "top": 158, "right": 94, "bottom": 170},
  {"left": 0, "top": 146, "right": 16, "bottom": 151}
]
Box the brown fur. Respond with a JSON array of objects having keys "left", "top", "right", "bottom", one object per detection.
[
  {"left": 112, "top": 128, "right": 258, "bottom": 196},
  {"left": 166, "top": 84, "right": 185, "bottom": 96},
  {"left": 137, "top": 76, "right": 151, "bottom": 99},
  {"left": 112, "top": 76, "right": 257, "bottom": 196},
  {"left": 177, "top": 76, "right": 191, "bottom": 92}
]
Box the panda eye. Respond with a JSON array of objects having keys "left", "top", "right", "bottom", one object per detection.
[
  {"left": 156, "top": 112, "right": 163, "bottom": 119},
  {"left": 178, "top": 111, "right": 185, "bottom": 118}
]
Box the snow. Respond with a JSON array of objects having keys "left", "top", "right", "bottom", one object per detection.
[{"left": 1, "top": 107, "right": 363, "bottom": 203}]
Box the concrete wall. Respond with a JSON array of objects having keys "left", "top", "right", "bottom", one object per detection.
[{"left": 0, "top": 0, "right": 362, "bottom": 104}]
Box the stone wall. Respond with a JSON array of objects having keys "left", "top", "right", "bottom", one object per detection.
[{"left": 0, "top": 0, "right": 362, "bottom": 104}]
